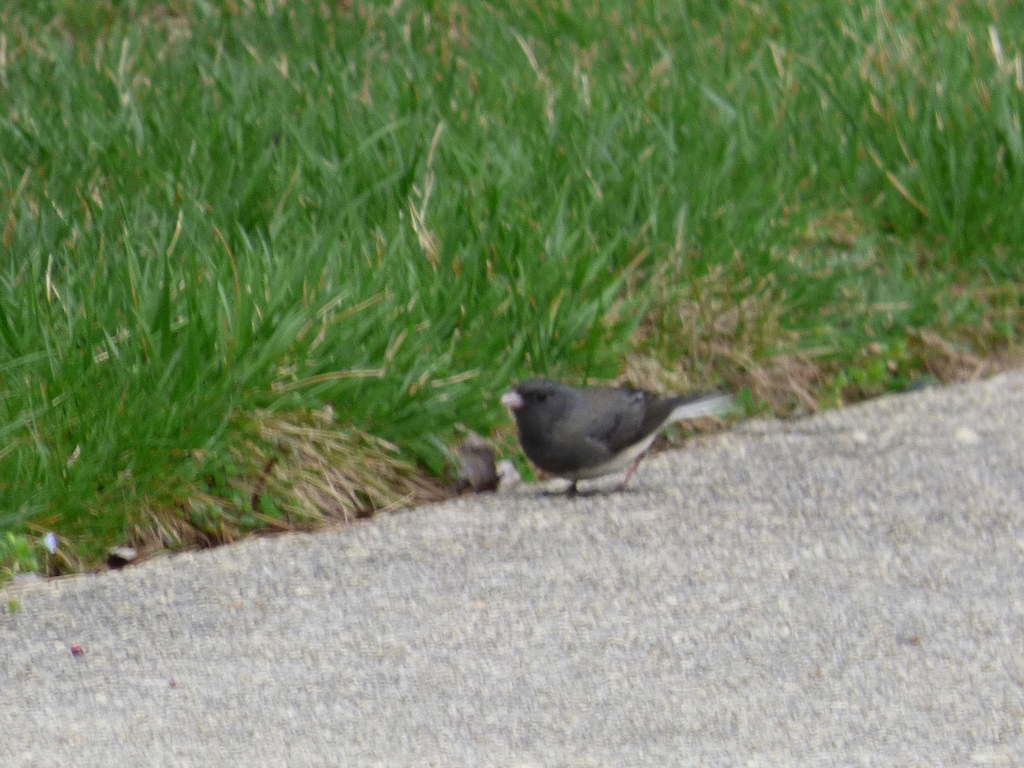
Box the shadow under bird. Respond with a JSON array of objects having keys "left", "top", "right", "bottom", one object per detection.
[{"left": 501, "top": 378, "right": 732, "bottom": 496}]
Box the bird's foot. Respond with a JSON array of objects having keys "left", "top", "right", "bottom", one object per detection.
[{"left": 617, "top": 456, "right": 646, "bottom": 492}]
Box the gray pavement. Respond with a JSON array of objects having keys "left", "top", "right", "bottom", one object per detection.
[{"left": 3, "top": 372, "right": 1024, "bottom": 767}]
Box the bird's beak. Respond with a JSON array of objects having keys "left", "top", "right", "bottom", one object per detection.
[{"left": 500, "top": 390, "right": 524, "bottom": 410}]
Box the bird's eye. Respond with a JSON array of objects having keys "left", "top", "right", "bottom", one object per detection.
[{"left": 536, "top": 393, "right": 548, "bottom": 402}]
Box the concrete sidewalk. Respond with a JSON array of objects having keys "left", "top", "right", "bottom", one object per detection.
[{"left": 3, "top": 372, "right": 1024, "bottom": 767}]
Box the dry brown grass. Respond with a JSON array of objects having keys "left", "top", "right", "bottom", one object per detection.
[
  {"left": 629, "top": 206, "right": 1024, "bottom": 416},
  {"left": 251, "top": 408, "right": 447, "bottom": 518},
  {"left": 629, "top": 252, "right": 824, "bottom": 413},
  {"left": 910, "top": 329, "right": 1023, "bottom": 383},
  {"left": 127, "top": 408, "right": 447, "bottom": 558}
]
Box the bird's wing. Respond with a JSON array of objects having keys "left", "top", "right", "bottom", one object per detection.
[
  {"left": 581, "top": 388, "right": 661, "bottom": 454},
  {"left": 581, "top": 388, "right": 729, "bottom": 457}
]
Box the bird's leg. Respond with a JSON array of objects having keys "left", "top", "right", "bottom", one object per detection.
[
  {"left": 567, "top": 480, "right": 579, "bottom": 497},
  {"left": 616, "top": 455, "right": 646, "bottom": 491}
]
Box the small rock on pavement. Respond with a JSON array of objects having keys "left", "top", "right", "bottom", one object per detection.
[{"left": 954, "top": 426, "right": 981, "bottom": 444}]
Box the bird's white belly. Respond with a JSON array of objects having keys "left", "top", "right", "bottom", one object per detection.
[{"left": 563, "top": 432, "right": 659, "bottom": 480}]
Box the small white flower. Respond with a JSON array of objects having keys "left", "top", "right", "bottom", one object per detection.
[{"left": 43, "top": 533, "right": 58, "bottom": 554}]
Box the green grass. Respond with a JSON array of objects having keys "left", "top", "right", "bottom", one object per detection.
[{"left": 2, "top": 0, "right": 1023, "bottom": 575}]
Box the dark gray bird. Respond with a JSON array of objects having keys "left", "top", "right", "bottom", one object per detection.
[{"left": 501, "top": 378, "right": 732, "bottom": 495}]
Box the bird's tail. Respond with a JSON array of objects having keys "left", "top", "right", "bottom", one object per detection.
[{"left": 667, "top": 392, "right": 734, "bottom": 423}]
